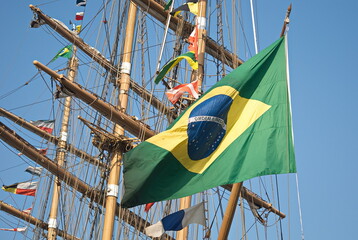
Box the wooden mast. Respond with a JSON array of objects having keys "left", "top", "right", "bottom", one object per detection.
[
  {"left": 47, "top": 47, "right": 78, "bottom": 239},
  {"left": 177, "top": 1, "right": 207, "bottom": 239},
  {"left": 196, "top": 0, "right": 207, "bottom": 92},
  {"left": 176, "top": 196, "right": 192, "bottom": 240},
  {"left": 101, "top": 2, "right": 137, "bottom": 240},
  {"left": 218, "top": 182, "right": 243, "bottom": 239}
]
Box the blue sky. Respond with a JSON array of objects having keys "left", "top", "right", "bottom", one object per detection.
[{"left": 0, "top": 0, "right": 357, "bottom": 239}]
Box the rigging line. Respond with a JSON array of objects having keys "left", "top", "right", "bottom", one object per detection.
[
  {"left": 234, "top": 4, "right": 253, "bottom": 58},
  {"left": 284, "top": 33, "right": 304, "bottom": 240},
  {"left": 258, "top": 176, "right": 271, "bottom": 202},
  {"left": 155, "top": 0, "right": 175, "bottom": 75},
  {"left": 50, "top": 77, "right": 57, "bottom": 136},
  {"left": 0, "top": 162, "right": 27, "bottom": 173},
  {"left": 249, "top": 179, "right": 261, "bottom": 239},
  {"left": 239, "top": 218, "right": 260, "bottom": 240},
  {"left": 263, "top": 215, "right": 284, "bottom": 228},
  {"left": 269, "top": 175, "right": 279, "bottom": 239},
  {"left": 101, "top": 0, "right": 112, "bottom": 56},
  {"left": 80, "top": 0, "right": 110, "bottom": 35},
  {"left": 62, "top": 36, "right": 177, "bottom": 65},
  {"left": 65, "top": 96, "right": 98, "bottom": 112},
  {"left": 287, "top": 174, "right": 291, "bottom": 240},
  {"left": 90, "top": 3, "right": 115, "bottom": 73},
  {"left": 0, "top": 141, "right": 35, "bottom": 168},
  {"left": 38, "top": 70, "right": 55, "bottom": 96},
  {"left": 253, "top": 0, "right": 260, "bottom": 48},
  {"left": 0, "top": 215, "right": 31, "bottom": 239},
  {"left": 42, "top": 25, "right": 73, "bottom": 61},
  {"left": 275, "top": 175, "right": 284, "bottom": 240},
  {"left": 0, "top": 86, "right": 22, "bottom": 101},
  {"left": 222, "top": 0, "right": 234, "bottom": 60},
  {"left": 7, "top": 98, "right": 52, "bottom": 112},
  {"left": 208, "top": 187, "right": 226, "bottom": 232},
  {"left": 95, "top": 3, "right": 125, "bottom": 125},
  {"left": 0, "top": 215, "right": 19, "bottom": 228},
  {"left": 0, "top": 177, "right": 22, "bottom": 210},
  {"left": 295, "top": 174, "right": 305, "bottom": 240},
  {"left": 232, "top": 0, "right": 238, "bottom": 68},
  {"left": 139, "top": 9, "right": 148, "bottom": 120},
  {"left": 140, "top": 9, "right": 176, "bottom": 34},
  {"left": 33, "top": 179, "right": 51, "bottom": 240},
  {"left": 250, "top": 0, "right": 259, "bottom": 54},
  {"left": 3, "top": 119, "right": 50, "bottom": 149},
  {"left": 79, "top": 201, "right": 96, "bottom": 240},
  {"left": 0, "top": 75, "right": 38, "bottom": 101},
  {"left": 215, "top": 187, "right": 225, "bottom": 219},
  {"left": 35, "top": 0, "right": 61, "bottom": 7}
]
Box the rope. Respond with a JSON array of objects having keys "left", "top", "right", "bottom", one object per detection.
[
  {"left": 275, "top": 175, "right": 284, "bottom": 240},
  {"left": 155, "top": 0, "right": 175, "bottom": 75},
  {"left": 295, "top": 174, "right": 305, "bottom": 240},
  {"left": 207, "top": 187, "right": 226, "bottom": 232}
]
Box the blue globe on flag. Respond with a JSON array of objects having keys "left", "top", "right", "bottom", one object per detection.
[{"left": 187, "top": 95, "right": 233, "bottom": 160}]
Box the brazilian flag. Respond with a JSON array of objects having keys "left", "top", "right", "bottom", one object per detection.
[
  {"left": 121, "top": 37, "right": 296, "bottom": 208},
  {"left": 51, "top": 45, "right": 73, "bottom": 62},
  {"left": 164, "top": 0, "right": 173, "bottom": 11},
  {"left": 155, "top": 51, "right": 198, "bottom": 84}
]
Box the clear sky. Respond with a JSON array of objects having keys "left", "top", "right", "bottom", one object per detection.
[{"left": 0, "top": 0, "right": 357, "bottom": 239}]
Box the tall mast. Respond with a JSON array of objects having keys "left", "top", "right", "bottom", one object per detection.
[
  {"left": 47, "top": 47, "right": 78, "bottom": 240},
  {"left": 218, "top": 182, "right": 243, "bottom": 239},
  {"left": 176, "top": 1, "right": 208, "bottom": 239},
  {"left": 101, "top": 2, "right": 137, "bottom": 240},
  {"left": 196, "top": 0, "right": 207, "bottom": 92},
  {"left": 176, "top": 195, "right": 191, "bottom": 239}
]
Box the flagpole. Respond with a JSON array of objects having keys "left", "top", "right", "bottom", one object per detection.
[
  {"left": 47, "top": 46, "right": 77, "bottom": 240},
  {"left": 101, "top": 2, "right": 137, "bottom": 240},
  {"left": 280, "top": 4, "right": 292, "bottom": 37}
]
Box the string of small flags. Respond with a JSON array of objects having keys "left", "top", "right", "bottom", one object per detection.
[{"left": 156, "top": 1, "right": 200, "bottom": 105}]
